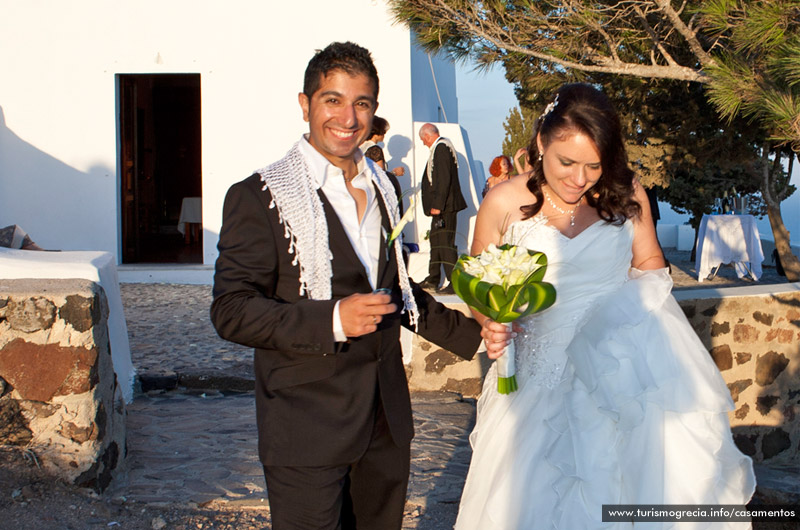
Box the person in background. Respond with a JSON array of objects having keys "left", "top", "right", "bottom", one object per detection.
[
  {"left": 482, "top": 155, "right": 513, "bottom": 197},
  {"left": 513, "top": 146, "right": 533, "bottom": 175},
  {"left": 418, "top": 123, "right": 467, "bottom": 293},
  {"left": 361, "top": 116, "right": 404, "bottom": 213},
  {"left": 361, "top": 116, "right": 405, "bottom": 178}
]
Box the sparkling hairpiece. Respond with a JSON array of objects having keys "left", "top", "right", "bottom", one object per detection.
[{"left": 540, "top": 94, "right": 560, "bottom": 121}]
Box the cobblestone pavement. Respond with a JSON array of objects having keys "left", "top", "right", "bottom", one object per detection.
[
  {"left": 116, "top": 389, "right": 475, "bottom": 528},
  {"left": 119, "top": 284, "right": 481, "bottom": 527},
  {"left": 120, "top": 250, "right": 788, "bottom": 388},
  {"left": 114, "top": 250, "right": 790, "bottom": 527}
]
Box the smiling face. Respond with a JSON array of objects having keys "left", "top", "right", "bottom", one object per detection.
[
  {"left": 299, "top": 69, "right": 377, "bottom": 172},
  {"left": 537, "top": 131, "right": 602, "bottom": 205}
]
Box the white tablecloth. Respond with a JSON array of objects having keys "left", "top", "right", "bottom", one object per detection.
[
  {"left": 695, "top": 214, "right": 764, "bottom": 282},
  {"left": 177, "top": 197, "right": 202, "bottom": 235},
  {"left": 0, "top": 248, "right": 135, "bottom": 402}
]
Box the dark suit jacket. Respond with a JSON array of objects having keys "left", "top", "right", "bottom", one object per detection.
[
  {"left": 211, "top": 173, "right": 481, "bottom": 467},
  {"left": 421, "top": 141, "right": 467, "bottom": 216}
]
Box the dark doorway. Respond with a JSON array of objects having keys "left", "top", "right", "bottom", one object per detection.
[{"left": 118, "top": 74, "right": 202, "bottom": 263}]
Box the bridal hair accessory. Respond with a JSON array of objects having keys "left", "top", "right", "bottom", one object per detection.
[
  {"left": 540, "top": 94, "right": 560, "bottom": 121},
  {"left": 544, "top": 189, "right": 580, "bottom": 227}
]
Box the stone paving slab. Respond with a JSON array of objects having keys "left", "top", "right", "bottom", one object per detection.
[{"left": 114, "top": 389, "right": 475, "bottom": 528}]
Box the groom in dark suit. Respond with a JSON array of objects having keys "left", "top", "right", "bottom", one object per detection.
[{"left": 211, "top": 42, "right": 482, "bottom": 530}]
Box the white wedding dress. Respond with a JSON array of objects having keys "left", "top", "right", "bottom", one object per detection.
[{"left": 455, "top": 215, "right": 756, "bottom": 529}]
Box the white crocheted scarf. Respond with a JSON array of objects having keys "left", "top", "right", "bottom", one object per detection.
[{"left": 257, "top": 142, "right": 418, "bottom": 328}]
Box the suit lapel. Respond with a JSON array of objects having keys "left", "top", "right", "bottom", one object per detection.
[{"left": 375, "top": 192, "right": 397, "bottom": 290}]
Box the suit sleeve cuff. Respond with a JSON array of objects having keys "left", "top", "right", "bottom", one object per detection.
[{"left": 333, "top": 300, "right": 347, "bottom": 343}]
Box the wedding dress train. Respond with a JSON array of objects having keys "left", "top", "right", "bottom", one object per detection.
[{"left": 455, "top": 215, "right": 755, "bottom": 529}]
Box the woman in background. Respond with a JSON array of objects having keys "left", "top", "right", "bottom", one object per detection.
[{"left": 482, "top": 155, "right": 513, "bottom": 197}]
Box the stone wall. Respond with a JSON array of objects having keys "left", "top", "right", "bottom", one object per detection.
[
  {"left": 407, "top": 284, "right": 800, "bottom": 464},
  {"left": 0, "top": 279, "right": 126, "bottom": 491},
  {"left": 675, "top": 285, "right": 800, "bottom": 465}
]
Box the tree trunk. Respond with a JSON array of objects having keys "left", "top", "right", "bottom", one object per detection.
[
  {"left": 760, "top": 144, "right": 800, "bottom": 282},
  {"left": 765, "top": 203, "right": 800, "bottom": 282}
]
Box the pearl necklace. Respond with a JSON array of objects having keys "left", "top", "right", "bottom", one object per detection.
[{"left": 544, "top": 190, "right": 580, "bottom": 227}]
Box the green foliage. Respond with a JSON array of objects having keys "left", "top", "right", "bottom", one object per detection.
[
  {"left": 700, "top": 0, "right": 800, "bottom": 151},
  {"left": 501, "top": 106, "right": 538, "bottom": 159},
  {"left": 389, "top": 0, "right": 800, "bottom": 151},
  {"left": 390, "top": 0, "right": 800, "bottom": 278}
]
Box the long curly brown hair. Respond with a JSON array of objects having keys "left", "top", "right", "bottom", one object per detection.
[{"left": 521, "top": 83, "right": 640, "bottom": 225}]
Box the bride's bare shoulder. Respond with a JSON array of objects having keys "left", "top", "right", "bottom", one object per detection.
[
  {"left": 478, "top": 175, "right": 535, "bottom": 234},
  {"left": 483, "top": 174, "right": 535, "bottom": 206}
]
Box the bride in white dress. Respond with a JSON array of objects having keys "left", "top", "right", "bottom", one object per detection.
[{"left": 456, "top": 84, "right": 755, "bottom": 529}]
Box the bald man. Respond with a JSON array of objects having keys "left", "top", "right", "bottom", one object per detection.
[{"left": 418, "top": 124, "right": 466, "bottom": 292}]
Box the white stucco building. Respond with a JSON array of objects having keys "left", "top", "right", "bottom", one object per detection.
[{"left": 0, "top": 0, "right": 483, "bottom": 283}]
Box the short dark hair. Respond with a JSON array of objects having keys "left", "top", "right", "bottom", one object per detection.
[
  {"left": 370, "top": 116, "right": 389, "bottom": 137},
  {"left": 522, "top": 83, "right": 640, "bottom": 224},
  {"left": 303, "top": 42, "right": 379, "bottom": 99}
]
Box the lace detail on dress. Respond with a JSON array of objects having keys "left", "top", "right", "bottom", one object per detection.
[
  {"left": 512, "top": 291, "right": 605, "bottom": 390},
  {"left": 503, "top": 214, "right": 549, "bottom": 247},
  {"left": 514, "top": 324, "right": 564, "bottom": 389}
]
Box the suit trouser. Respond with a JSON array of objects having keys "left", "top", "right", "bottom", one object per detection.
[
  {"left": 427, "top": 211, "right": 458, "bottom": 283},
  {"left": 263, "top": 400, "right": 410, "bottom": 530}
]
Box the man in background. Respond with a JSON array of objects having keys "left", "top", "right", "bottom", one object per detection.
[{"left": 418, "top": 123, "right": 466, "bottom": 293}]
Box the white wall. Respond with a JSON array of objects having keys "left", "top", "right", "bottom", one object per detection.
[
  {"left": 0, "top": 0, "right": 441, "bottom": 267},
  {"left": 410, "top": 46, "right": 458, "bottom": 124}
]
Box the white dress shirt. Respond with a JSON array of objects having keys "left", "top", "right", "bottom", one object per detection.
[{"left": 298, "top": 136, "right": 383, "bottom": 342}]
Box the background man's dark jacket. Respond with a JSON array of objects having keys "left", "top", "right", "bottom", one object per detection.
[{"left": 421, "top": 142, "right": 467, "bottom": 216}]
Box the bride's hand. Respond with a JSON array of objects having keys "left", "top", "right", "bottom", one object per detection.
[{"left": 481, "top": 319, "right": 517, "bottom": 359}]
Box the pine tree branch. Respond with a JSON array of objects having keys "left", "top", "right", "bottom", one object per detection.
[
  {"left": 634, "top": 5, "right": 680, "bottom": 67},
  {"left": 652, "top": 0, "right": 716, "bottom": 67},
  {"left": 412, "top": 0, "right": 708, "bottom": 82}
]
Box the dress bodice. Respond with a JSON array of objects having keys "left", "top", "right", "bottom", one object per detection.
[{"left": 502, "top": 214, "right": 634, "bottom": 388}]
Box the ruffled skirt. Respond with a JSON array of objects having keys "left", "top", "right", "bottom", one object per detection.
[{"left": 455, "top": 270, "right": 756, "bottom": 529}]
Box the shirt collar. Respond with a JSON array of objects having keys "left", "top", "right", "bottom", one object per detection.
[{"left": 298, "top": 134, "right": 368, "bottom": 189}]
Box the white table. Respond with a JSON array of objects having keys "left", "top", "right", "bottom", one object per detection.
[
  {"left": 695, "top": 214, "right": 764, "bottom": 282},
  {"left": 177, "top": 197, "right": 202, "bottom": 243},
  {"left": 0, "top": 248, "right": 135, "bottom": 402}
]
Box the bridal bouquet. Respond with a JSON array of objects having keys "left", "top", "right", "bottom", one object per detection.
[{"left": 451, "top": 244, "right": 556, "bottom": 394}]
